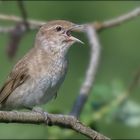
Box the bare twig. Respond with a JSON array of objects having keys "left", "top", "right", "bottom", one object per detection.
[
  {"left": 0, "top": 13, "right": 45, "bottom": 30},
  {"left": 0, "top": 26, "right": 14, "bottom": 33},
  {"left": 6, "top": 23, "right": 26, "bottom": 58},
  {"left": 17, "top": 0, "right": 29, "bottom": 30},
  {"left": 5, "top": 1, "right": 30, "bottom": 58},
  {"left": 71, "top": 25, "right": 101, "bottom": 118},
  {"left": 96, "top": 7, "right": 140, "bottom": 31},
  {"left": 0, "top": 7, "right": 140, "bottom": 33},
  {"left": 93, "top": 67, "right": 140, "bottom": 122},
  {"left": 0, "top": 111, "right": 109, "bottom": 140},
  {"left": 127, "top": 68, "right": 140, "bottom": 93},
  {"left": 70, "top": 7, "right": 140, "bottom": 117}
]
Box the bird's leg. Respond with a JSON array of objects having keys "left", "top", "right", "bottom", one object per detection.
[
  {"left": 24, "top": 106, "right": 50, "bottom": 125},
  {"left": 32, "top": 106, "right": 43, "bottom": 112},
  {"left": 32, "top": 107, "right": 50, "bottom": 125}
]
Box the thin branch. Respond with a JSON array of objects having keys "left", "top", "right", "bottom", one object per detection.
[
  {"left": 71, "top": 25, "right": 101, "bottom": 118},
  {"left": 0, "top": 13, "right": 45, "bottom": 29},
  {"left": 127, "top": 67, "right": 140, "bottom": 94},
  {"left": 70, "top": 7, "right": 140, "bottom": 117},
  {"left": 0, "top": 111, "right": 109, "bottom": 140},
  {"left": 6, "top": 23, "right": 26, "bottom": 58},
  {"left": 0, "top": 7, "right": 140, "bottom": 33},
  {"left": 0, "top": 26, "right": 14, "bottom": 33},
  {"left": 93, "top": 67, "right": 140, "bottom": 122},
  {"left": 94, "top": 7, "right": 140, "bottom": 30},
  {"left": 17, "top": 0, "right": 29, "bottom": 30}
]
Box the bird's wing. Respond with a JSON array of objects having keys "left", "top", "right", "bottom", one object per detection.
[{"left": 0, "top": 60, "right": 30, "bottom": 104}]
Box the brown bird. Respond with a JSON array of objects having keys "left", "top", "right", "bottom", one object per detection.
[{"left": 0, "top": 20, "right": 83, "bottom": 111}]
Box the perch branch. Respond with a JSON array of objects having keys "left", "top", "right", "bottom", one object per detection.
[
  {"left": 71, "top": 25, "right": 101, "bottom": 117},
  {"left": 0, "top": 111, "right": 109, "bottom": 140}
]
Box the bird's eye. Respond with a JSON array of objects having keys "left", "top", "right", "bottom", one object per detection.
[{"left": 56, "top": 26, "right": 62, "bottom": 32}]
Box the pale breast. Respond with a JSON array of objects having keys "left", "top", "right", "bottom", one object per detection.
[{"left": 27, "top": 56, "right": 68, "bottom": 106}]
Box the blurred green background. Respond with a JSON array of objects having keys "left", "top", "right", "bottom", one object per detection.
[{"left": 0, "top": 1, "right": 140, "bottom": 139}]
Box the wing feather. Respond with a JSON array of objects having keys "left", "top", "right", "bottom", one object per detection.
[{"left": 0, "top": 60, "right": 29, "bottom": 104}]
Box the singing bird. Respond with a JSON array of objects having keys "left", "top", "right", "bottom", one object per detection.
[{"left": 0, "top": 20, "right": 83, "bottom": 111}]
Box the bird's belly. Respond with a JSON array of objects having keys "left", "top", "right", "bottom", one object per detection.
[
  {"left": 33, "top": 73, "right": 65, "bottom": 105},
  {"left": 4, "top": 69, "right": 66, "bottom": 110}
]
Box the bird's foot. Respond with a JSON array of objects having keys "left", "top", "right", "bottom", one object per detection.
[
  {"left": 32, "top": 107, "right": 50, "bottom": 125},
  {"left": 32, "top": 106, "right": 44, "bottom": 113}
]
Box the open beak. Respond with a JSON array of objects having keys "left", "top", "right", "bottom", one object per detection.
[
  {"left": 66, "top": 25, "right": 84, "bottom": 44},
  {"left": 67, "top": 36, "right": 84, "bottom": 44}
]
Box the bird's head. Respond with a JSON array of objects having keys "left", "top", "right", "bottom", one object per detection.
[{"left": 35, "top": 20, "right": 83, "bottom": 55}]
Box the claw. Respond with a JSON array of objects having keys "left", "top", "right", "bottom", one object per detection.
[{"left": 32, "top": 107, "right": 50, "bottom": 125}]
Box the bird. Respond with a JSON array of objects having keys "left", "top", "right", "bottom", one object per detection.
[{"left": 0, "top": 20, "right": 83, "bottom": 111}]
